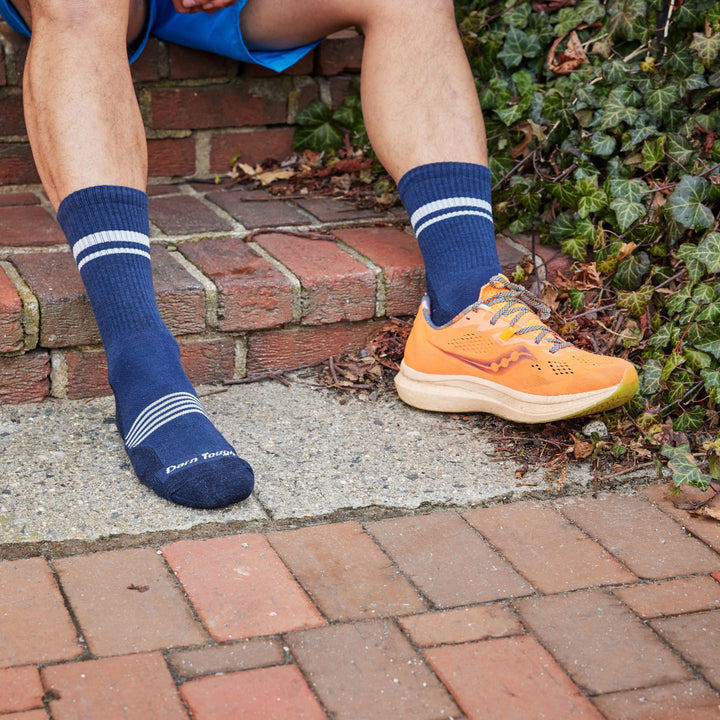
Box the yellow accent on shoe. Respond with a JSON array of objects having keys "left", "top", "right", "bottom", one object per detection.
[{"left": 395, "top": 274, "right": 639, "bottom": 423}]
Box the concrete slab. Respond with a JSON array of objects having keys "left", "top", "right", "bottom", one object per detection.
[{"left": 0, "top": 376, "right": 600, "bottom": 544}]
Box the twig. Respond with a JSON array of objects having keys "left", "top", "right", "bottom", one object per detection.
[
  {"left": 328, "top": 356, "right": 340, "bottom": 386},
  {"left": 599, "top": 461, "right": 656, "bottom": 480},
  {"left": 223, "top": 359, "right": 328, "bottom": 386},
  {"left": 198, "top": 388, "right": 230, "bottom": 398}
]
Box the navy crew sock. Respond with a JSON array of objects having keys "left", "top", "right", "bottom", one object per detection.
[
  {"left": 57, "top": 185, "right": 254, "bottom": 509},
  {"left": 398, "top": 162, "right": 501, "bottom": 326}
]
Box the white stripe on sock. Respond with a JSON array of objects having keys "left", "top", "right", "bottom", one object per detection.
[
  {"left": 409, "top": 197, "right": 493, "bottom": 229},
  {"left": 414, "top": 209, "right": 494, "bottom": 238},
  {"left": 125, "top": 392, "right": 208, "bottom": 449},
  {"left": 77, "top": 247, "right": 152, "bottom": 271},
  {"left": 72, "top": 230, "right": 149, "bottom": 258}
]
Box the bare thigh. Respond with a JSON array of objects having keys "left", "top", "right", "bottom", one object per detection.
[{"left": 10, "top": 0, "right": 149, "bottom": 45}]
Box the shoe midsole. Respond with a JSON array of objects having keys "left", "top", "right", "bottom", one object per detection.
[{"left": 395, "top": 361, "right": 631, "bottom": 421}]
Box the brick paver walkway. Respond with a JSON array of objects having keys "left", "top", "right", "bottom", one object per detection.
[{"left": 2, "top": 483, "right": 720, "bottom": 719}]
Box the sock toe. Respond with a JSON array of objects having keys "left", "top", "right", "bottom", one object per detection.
[{"left": 165, "top": 457, "right": 255, "bottom": 509}]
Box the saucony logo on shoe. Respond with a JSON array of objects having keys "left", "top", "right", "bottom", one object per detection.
[{"left": 430, "top": 343, "right": 535, "bottom": 374}]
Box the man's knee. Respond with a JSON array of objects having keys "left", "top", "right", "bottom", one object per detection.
[{"left": 25, "top": 0, "right": 135, "bottom": 34}]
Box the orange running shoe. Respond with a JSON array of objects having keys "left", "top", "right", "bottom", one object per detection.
[{"left": 395, "top": 274, "right": 638, "bottom": 423}]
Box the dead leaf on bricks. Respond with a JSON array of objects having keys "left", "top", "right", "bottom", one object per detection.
[
  {"left": 553, "top": 263, "right": 603, "bottom": 291},
  {"left": 548, "top": 31, "right": 590, "bottom": 75},
  {"left": 322, "top": 351, "right": 383, "bottom": 389},
  {"left": 571, "top": 435, "right": 595, "bottom": 460},
  {"left": 689, "top": 506, "right": 720, "bottom": 522},
  {"left": 366, "top": 319, "right": 412, "bottom": 371}
]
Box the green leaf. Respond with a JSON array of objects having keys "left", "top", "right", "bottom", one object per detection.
[
  {"left": 661, "top": 349, "right": 685, "bottom": 382},
  {"left": 611, "top": 199, "right": 645, "bottom": 231},
  {"left": 641, "top": 136, "right": 665, "bottom": 170},
  {"left": 665, "top": 134, "right": 697, "bottom": 169},
  {"left": 701, "top": 368, "right": 720, "bottom": 395},
  {"left": 560, "top": 235, "right": 589, "bottom": 261},
  {"left": 690, "top": 31, "right": 720, "bottom": 69},
  {"left": 665, "top": 283, "right": 693, "bottom": 315},
  {"left": 613, "top": 251, "right": 652, "bottom": 290},
  {"left": 589, "top": 133, "right": 617, "bottom": 157},
  {"left": 673, "top": 406, "right": 707, "bottom": 433},
  {"left": 676, "top": 243, "right": 708, "bottom": 284},
  {"left": 576, "top": 175, "right": 607, "bottom": 217},
  {"left": 498, "top": 27, "right": 541, "bottom": 68},
  {"left": 616, "top": 283, "right": 654, "bottom": 316},
  {"left": 684, "top": 348, "right": 713, "bottom": 372},
  {"left": 696, "top": 233, "right": 720, "bottom": 273},
  {"left": 665, "top": 176, "right": 714, "bottom": 230},
  {"left": 594, "top": 86, "right": 640, "bottom": 131},
  {"left": 554, "top": 8, "right": 583, "bottom": 36},
  {"left": 662, "top": 444, "right": 710, "bottom": 490},
  {"left": 639, "top": 358, "right": 663, "bottom": 396},
  {"left": 607, "top": 0, "right": 647, "bottom": 40},
  {"left": 294, "top": 101, "right": 344, "bottom": 153},
  {"left": 687, "top": 323, "right": 720, "bottom": 359},
  {"left": 645, "top": 84, "right": 680, "bottom": 119}
]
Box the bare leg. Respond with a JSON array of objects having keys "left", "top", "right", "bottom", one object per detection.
[
  {"left": 241, "top": 0, "right": 487, "bottom": 181},
  {"left": 15, "top": 0, "right": 148, "bottom": 209}
]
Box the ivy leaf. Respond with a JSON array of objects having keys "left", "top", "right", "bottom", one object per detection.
[
  {"left": 498, "top": 27, "right": 541, "bottom": 68},
  {"left": 676, "top": 243, "right": 708, "bottom": 284},
  {"left": 613, "top": 251, "right": 651, "bottom": 290},
  {"left": 639, "top": 358, "right": 663, "bottom": 396},
  {"left": 665, "top": 134, "right": 697, "bottom": 169},
  {"left": 662, "top": 444, "right": 711, "bottom": 490},
  {"left": 665, "top": 283, "right": 693, "bottom": 315},
  {"left": 665, "top": 176, "right": 714, "bottom": 230},
  {"left": 561, "top": 235, "right": 590, "bottom": 261},
  {"left": 590, "top": 133, "right": 617, "bottom": 157},
  {"left": 611, "top": 199, "right": 645, "bottom": 231},
  {"left": 673, "top": 406, "right": 707, "bottom": 433},
  {"left": 628, "top": 113, "right": 658, "bottom": 147},
  {"left": 294, "top": 101, "right": 344, "bottom": 153},
  {"left": 661, "top": 349, "right": 685, "bottom": 382},
  {"left": 616, "top": 283, "right": 654, "bottom": 316},
  {"left": 641, "top": 136, "right": 665, "bottom": 170},
  {"left": 696, "top": 233, "right": 720, "bottom": 273},
  {"left": 576, "top": 175, "right": 608, "bottom": 217},
  {"left": 645, "top": 84, "right": 680, "bottom": 119},
  {"left": 607, "top": 0, "right": 647, "bottom": 40},
  {"left": 690, "top": 31, "right": 720, "bottom": 69},
  {"left": 687, "top": 323, "right": 720, "bottom": 359},
  {"left": 684, "top": 348, "right": 713, "bottom": 372},
  {"left": 678, "top": 73, "right": 709, "bottom": 94},
  {"left": 701, "top": 368, "right": 720, "bottom": 395},
  {"left": 594, "top": 86, "right": 640, "bottom": 131},
  {"left": 609, "top": 177, "right": 647, "bottom": 204}
]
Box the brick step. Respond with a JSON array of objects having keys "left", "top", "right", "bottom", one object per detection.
[
  {"left": 0, "top": 182, "right": 570, "bottom": 405},
  {"left": 0, "top": 26, "right": 364, "bottom": 186}
]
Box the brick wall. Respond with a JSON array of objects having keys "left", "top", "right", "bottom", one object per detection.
[{"left": 0, "top": 25, "right": 364, "bottom": 186}]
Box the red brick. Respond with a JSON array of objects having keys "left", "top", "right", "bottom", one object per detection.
[
  {"left": 3, "top": 30, "right": 28, "bottom": 82},
  {"left": 287, "top": 619, "right": 459, "bottom": 720},
  {"left": 10, "top": 251, "right": 96, "bottom": 347},
  {"left": 651, "top": 609, "right": 720, "bottom": 691},
  {"left": 328, "top": 75, "right": 357, "bottom": 109},
  {"left": 64, "top": 337, "right": 234, "bottom": 399},
  {"left": 615, "top": 576, "right": 720, "bottom": 619},
  {"left": 246, "top": 321, "right": 384, "bottom": 374},
  {"left": 398, "top": 605, "right": 523, "bottom": 647},
  {"left": 555, "top": 493, "right": 720, "bottom": 579},
  {"left": 180, "top": 665, "right": 326, "bottom": 720},
  {"left": 162, "top": 533, "right": 325, "bottom": 641},
  {"left": 0, "top": 352, "right": 50, "bottom": 404},
  {"left": 425, "top": 636, "right": 603, "bottom": 720},
  {"left": 209, "top": 197, "right": 308, "bottom": 229},
  {"left": 150, "top": 194, "right": 234, "bottom": 235},
  {"left": 643, "top": 483, "right": 720, "bottom": 553},
  {"left": 0, "top": 666, "right": 44, "bottom": 714},
  {"left": 167, "top": 638, "right": 286, "bottom": 681},
  {"left": 334, "top": 227, "right": 425, "bottom": 315},
  {"left": 147, "top": 137, "right": 196, "bottom": 178},
  {"left": 463, "top": 501, "right": 636, "bottom": 593},
  {"left": 267, "top": 521, "right": 425, "bottom": 621},
  {"left": 0, "top": 206, "right": 65, "bottom": 248},
  {"left": 366, "top": 512, "right": 532, "bottom": 607},
  {"left": 593, "top": 680, "right": 720, "bottom": 720},
  {"left": 0, "top": 192, "right": 40, "bottom": 207},
  {"left": 316, "top": 30, "right": 364, "bottom": 75},
  {"left": 151, "top": 83, "right": 286, "bottom": 130},
  {"left": 0, "top": 265, "right": 23, "bottom": 352},
  {"left": 0, "top": 710, "right": 49, "bottom": 719},
  {"left": 0, "top": 44, "right": 5, "bottom": 87},
  {"left": 0, "top": 143, "right": 39, "bottom": 186},
  {"left": 41, "top": 653, "right": 187, "bottom": 720},
  {"left": 178, "top": 237, "right": 294, "bottom": 332},
  {"left": 515, "top": 589, "right": 691, "bottom": 694},
  {"left": 256, "top": 232, "right": 376, "bottom": 324},
  {"left": 0, "top": 558, "right": 82, "bottom": 668},
  {"left": 294, "top": 197, "right": 387, "bottom": 224},
  {"left": 149, "top": 245, "right": 207, "bottom": 335},
  {"left": 130, "top": 37, "right": 162, "bottom": 82},
  {"left": 54, "top": 548, "right": 206, "bottom": 657},
  {"left": 0, "top": 93, "right": 24, "bottom": 136},
  {"left": 169, "top": 43, "right": 238, "bottom": 80},
  {"left": 208, "top": 128, "right": 295, "bottom": 173}
]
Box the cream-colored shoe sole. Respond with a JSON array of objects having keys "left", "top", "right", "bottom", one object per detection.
[{"left": 394, "top": 361, "right": 638, "bottom": 423}]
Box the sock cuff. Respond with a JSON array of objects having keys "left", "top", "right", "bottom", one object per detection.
[
  {"left": 57, "top": 185, "right": 149, "bottom": 245},
  {"left": 397, "top": 162, "right": 492, "bottom": 215}
]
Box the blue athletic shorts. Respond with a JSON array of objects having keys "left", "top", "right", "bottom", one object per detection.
[{"left": 0, "top": 0, "right": 318, "bottom": 72}]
